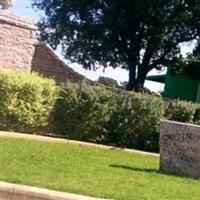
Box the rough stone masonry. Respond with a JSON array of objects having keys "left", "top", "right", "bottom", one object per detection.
[
  {"left": 0, "top": 10, "right": 37, "bottom": 72},
  {"left": 160, "top": 120, "right": 200, "bottom": 179},
  {"left": 0, "top": 0, "right": 12, "bottom": 10},
  {"left": 0, "top": 3, "right": 84, "bottom": 83}
]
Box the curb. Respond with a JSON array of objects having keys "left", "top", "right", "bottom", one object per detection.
[
  {"left": 0, "top": 131, "right": 159, "bottom": 157},
  {"left": 0, "top": 182, "right": 108, "bottom": 200}
]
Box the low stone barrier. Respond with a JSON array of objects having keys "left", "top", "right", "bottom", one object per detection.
[
  {"left": 0, "top": 182, "right": 108, "bottom": 200},
  {"left": 160, "top": 120, "right": 200, "bottom": 179}
]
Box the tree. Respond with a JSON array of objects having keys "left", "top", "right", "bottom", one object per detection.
[
  {"left": 185, "top": 41, "right": 200, "bottom": 78},
  {"left": 33, "top": 0, "right": 200, "bottom": 91},
  {"left": 170, "top": 39, "right": 200, "bottom": 78},
  {"left": 98, "top": 76, "right": 118, "bottom": 87}
]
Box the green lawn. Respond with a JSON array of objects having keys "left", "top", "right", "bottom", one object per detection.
[{"left": 0, "top": 138, "right": 200, "bottom": 200}]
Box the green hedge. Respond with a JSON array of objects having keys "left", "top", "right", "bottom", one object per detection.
[
  {"left": 52, "top": 82, "right": 115, "bottom": 141},
  {"left": 52, "top": 84, "right": 164, "bottom": 151},
  {"left": 105, "top": 90, "right": 165, "bottom": 151},
  {"left": 0, "top": 70, "right": 199, "bottom": 152},
  {"left": 193, "top": 104, "right": 200, "bottom": 125},
  {"left": 164, "top": 100, "right": 197, "bottom": 123},
  {"left": 0, "top": 70, "right": 58, "bottom": 133}
]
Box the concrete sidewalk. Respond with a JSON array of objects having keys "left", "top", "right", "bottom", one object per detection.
[
  {"left": 0, "top": 182, "right": 109, "bottom": 200},
  {"left": 0, "top": 131, "right": 159, "bottom": 157}
]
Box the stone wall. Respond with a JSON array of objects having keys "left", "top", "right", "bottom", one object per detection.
[
  {"left": 0, "top": 10, "right": 36, "bottom": 72},
  {"left": 31, "top": 43, "right": 84, "bottom": 83},
  {"left": 160, "top": 120, "right": 200, "bottom": 179},
  {"left": 0, "top": 10, "right": 86, "bottom": 83}
]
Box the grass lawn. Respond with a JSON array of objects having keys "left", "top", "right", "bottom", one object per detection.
[{"left": 0, "top": 137, "right": 200, "bottom": 200}]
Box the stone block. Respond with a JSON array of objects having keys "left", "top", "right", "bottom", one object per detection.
[
  {"left": 160, "top": 120, "right": 200, "bottom": 179},
  {"left": 0, "top": 10, "right": 36, "bottom": 72}
]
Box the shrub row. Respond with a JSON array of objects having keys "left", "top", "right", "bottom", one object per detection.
[
  {"left": 52, "top": 82, "right": 114, "bottom": 141},
  {"left": 0, "top": 70, "right": 199, "bottom": 152},
  {"left": 51, "top": 83, "right": 165, "bottom": 151},
  {"left": 0, "top": 70, "right": 58, "bottom": 133},
  {"left": 193, "top": 104, "right": 200, "bottom": 125},
  {"left": 164, "top": 100, "right": 200, "bottom": 125},
  {"left": 103, "top": 89, "right": 164, "bottom": 151}
]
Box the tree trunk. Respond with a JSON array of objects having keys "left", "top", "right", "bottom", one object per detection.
[
  {"left": 127, "top": 63, "right": 149, "bottom": 92},
  {"left": 135, "top": 77, "right": 145, "bottom": 92},
  {"left": 135, "top": 68, "right": 148, "bottom": 92},
  {"left": 127, "top": 65, "right": 148, "bottom": 92},
  {"left": 127, "top": 64, "right": 136, "bottom": 91}
]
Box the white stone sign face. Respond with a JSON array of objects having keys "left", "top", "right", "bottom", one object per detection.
[
  {"left": 160, "top": 120, "right": 200, "bottom": 179},
  {"left": 0, "top": 0, "right": 12, "bottom": 10}
]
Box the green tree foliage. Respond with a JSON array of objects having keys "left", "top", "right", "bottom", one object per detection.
[
  {"left": 33, "top": 0, "right": 200, "bottom": 91},
  {"left": 170, "top": 39, "right": 200, "bottom": 78},
  {"left": 184, "top": 40, "right": 200, "bottom": 78}
]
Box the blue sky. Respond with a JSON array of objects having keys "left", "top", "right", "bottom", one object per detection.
[{"left": 10, "top": 0, "right": 193, "bottom": 92}]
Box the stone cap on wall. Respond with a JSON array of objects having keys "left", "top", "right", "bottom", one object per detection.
[
  {"left": 34, "top": 42, "right": 89, "bottom": 81},
  {"left": 0, "top": 10, "right": 36, "bottom": 30},
  {"left": 160, "top": 119, "right": 200, "bottom": 128}
]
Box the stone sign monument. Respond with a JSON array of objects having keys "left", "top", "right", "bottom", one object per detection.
[{"left": 160, "top": 120, "right": 200, "bottom": 179}]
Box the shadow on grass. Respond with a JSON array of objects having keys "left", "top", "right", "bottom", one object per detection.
[
  {"left": 109, "top": 164, "right": 194, "bottom": 180},
  {"left": 109, "top": 164, "right": 158, "bottom": 173}
]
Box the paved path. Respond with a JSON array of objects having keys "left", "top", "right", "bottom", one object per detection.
[
  {"left": 0, "top": 182, "right": 109, "bottom": 200},
  {"left": 0, "top": 131, "right": 159, "bottom": 157}
]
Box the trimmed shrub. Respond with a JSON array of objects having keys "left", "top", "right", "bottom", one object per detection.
[
  {"left": 52, "top": 83, "right": 164, "bottom": 151},
  {"left": 164, "top": 100, "right": 197, "bottom": 123},
  {"left": 105, "top": 90, "right": 165, "bottom": 151},
  {"left": 0, "top": 70, "right": 58, "bottom": 133},
  {"left": 52, "top": 81, "right": 115, "bottom": 140},
  {"left": 3, "top": 70, "right": 200, "bottom": 152},
  {"left": 194, "top": 104, "right": 200, "bottom": 125}
]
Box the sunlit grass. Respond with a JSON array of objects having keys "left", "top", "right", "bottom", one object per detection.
[{"left": 0, "top": 138, "right": 199, "bottom": 200}]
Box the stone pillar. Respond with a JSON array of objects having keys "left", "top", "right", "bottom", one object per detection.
[
  {"left": 0, "top": 10, "right": 37, "bottom": 72},
  {"left": 160, "top": 120, "right": 200, "bottom": 179},
  {"left": 0, "top": 0, "right": 13, "bottom": 10}
]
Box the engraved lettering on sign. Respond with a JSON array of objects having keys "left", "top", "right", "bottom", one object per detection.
[{"left": 160, "top": 120, "right": 200, "bottom": 179}]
